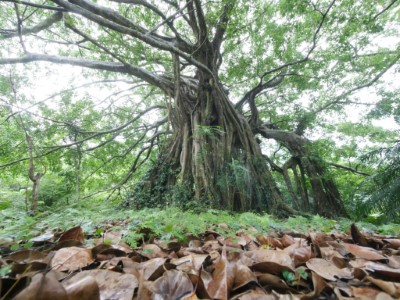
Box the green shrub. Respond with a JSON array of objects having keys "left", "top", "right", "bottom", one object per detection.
[
  {"left": 38, "top": 174, "right": 71, "bottom": 206},
  {"left": 0, "top": 198, "right": 12, "bottom": 210}
]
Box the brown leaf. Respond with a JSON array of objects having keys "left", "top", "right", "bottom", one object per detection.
[
  {"left": 64, "top": 276, "right": 100, "bottom": 300},
  {"left": 219, "top": 236, "right": 243, "bottom": 249},
  {"left": 351, "top": 286, "right": 392, "bottom": 300},
  {"left": 59, "top": 226, "right": 84, "bottom": 243},
  {"left": 257, "top": 273, "right": 289, "bottom": 290},
  {"left": 151, "top": 269, "right": 194, "bottom": 299},
  {"left": 281, "top": 234, "right": 295, "bottom": 248},
  {"left": 384, "top": 239, "right": 400, "bottom": 250},
  {"left": 293, "top": 247, "right": 312, "bottom": 267},
  {"left": 135, "top": 270, "right": 153, "bottom": 300},
  {"left": 251, "top": 261, "right": 293, "bottom": 278},
  {"left": 319, "top": 246, "right": 345, "bottom": 260},
  {"left": 6, "top": 249, "right": 45, "bottom": 263},
  {"left": 96, "top": 247, "right": 126, "bottom": 260},
  {"left": 343, "top": 243, "right": 386, "bottom": 261},
  {"left": 301, "top": 271, "right": 329, "bottom": 299},
  {"left": 91, "top": 244, "right": 112, "bottom": 258},
  {"left": 366, "top": 276, "right": 400, "bottom": 298},
  {"left": 171, "top": 254, "right": 209, "bottom": 272},
  {"left": 140, "top": 244, "right": 168, "bottom": 259},
  {"left": 244, "top": 249, "right": 294, "bottom": 269},
  {"left": 362, "top": 261, "right": 400, "bottom": 282},
  {"left": 388, "top": 256, "right": 400, "bottom": 269},
  {"left": 51, "top": 246, "right": 93, "bottom": 272},
  {"left": 52, "top": 240, "right": 83, "bottom": 251},
  {"left": 309, "top": 232, "right": 333, "bottom": 246},
  {"left": 202, "top": 240, "right": 222, "bottom": 253},
  {"left": 231, "top": 287, "right": 275, "bottom": 299},
  {"left": 202, "top": 249, "right": 234, "bottom": 300},
  {"left": 14, "top": 272, "right": 68, "bottom": 300},
  {"left": 306, "top": 258, "right": 352, "bottom": 281},
  {"left": 139, "top": 257, "right": 167, "bottom": 280},
  {"left": 232, "top": 262, "right": 257, "bottom": 291},
  {"left": 256, "top": 235, "right": 283, "bottom": 249},
  {"left": 11, "top": 262, "right": 48, "bottom": 276},
  {"left": 62, "top": 269, "right": 138, "bottom": 300},
  {"left": 350, "top": 223, "right": 369, "bottom": 247}
]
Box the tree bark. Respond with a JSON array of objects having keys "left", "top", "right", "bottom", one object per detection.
[
  {"left": 26, "top": 134, "right": 45, "bottom": 214},
  {"left": 257, "top": 127, "right": 347, "bottom": 217}
]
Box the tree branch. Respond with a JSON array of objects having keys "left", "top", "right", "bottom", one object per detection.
[
  {"left": 0, "top": 53, "right": 173, "bottom": 91},
  {"left": 0, "top": 12, "right": 63, "bottom": 39},
  {"left": 373, "top": 0, "right": 398, "bottom": 20},
  {"left": 1, "top": 0, "right": 66, "bottom": 12},
  {"left": 328, "top": 162, "right": 370, "bottom": 176},
  {"left": 212, "top": 2, "right": 235, "bottom": 57},
  {"left": 185, "top": 0, "right": 199, "bottom": 38},
  {"left": 239, "top": 1, "right": 336, "bottom": 111},
  {"left": 50, "top": 0, "right": 212, "bottom": 73},
  {"left": 193, "top": 0, "right": 208, "bottom": 42},
  {"left": 313, "top": 52, "right": 400, "bottom": 115}
]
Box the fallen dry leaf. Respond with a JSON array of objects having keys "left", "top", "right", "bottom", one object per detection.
[
  {"left": 343, "top": 243, "right": 386, "bottom": 261},
  {"left": 62, "top": 269, "right": 138, "bottom": 300},
  {"left": 64, "top": 275, "right": 100, "bottom": 300},
  {"left": 13, "top": 271, "right": 68, "bottom": 300},
  {"left": 51, "top": 246, "right": 93, "bottom": 272},
  {"left": 384, "top": 239, "right": 400, "bottom": 250},
  {"left": 6, "top": 249, "right": 45, "bottom": 263},
  {"left": 244, "top": 249, "right": 294, "bottom": 269},
  {"left": 151, "top": 269, "right": 194, "bottom": 299},
  {"left": 306, "top": 258, "right": 352, "bottom": 281},
  {"left": 2, "top": 222, "right": 400, "bottom": 299},
  {"left": 203, "top": 249, "right": 234, "bottom": 300},
  {"left": 59, "top": 226, "right": 84, "bottom": 244},
  {"left": 350, "top": 223, "right": 369, "bottom": 247},
  {"left": 366, "top": 275, "right": 400, "bottom": 298}
]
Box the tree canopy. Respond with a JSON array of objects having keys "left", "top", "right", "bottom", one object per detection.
[{"left": 0, "top": 0, "right": 399, "bottom": 217}]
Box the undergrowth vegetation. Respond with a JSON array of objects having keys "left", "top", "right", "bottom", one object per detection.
[{"left": 1, "top": 190, "right": 399, "bottom": 250}]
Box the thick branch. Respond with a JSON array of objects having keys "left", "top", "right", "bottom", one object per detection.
[
  {"left": 1, "top": 12, "right": 63, "bottom": 39},
  {"left": 212, "top": 2, "right": 235, "bottom": 56},
  {"left": 0, "top": 53, "right": 171, "bottom": 91},
  {"left": 193, "top": 0, "right": 208, "bottom": 41},
  {"left": 186, "top": 0, "right": 199, "bottom": 38},
  {"left": 51, "top": 0, "right": 211, "bottom": 73},
  {"left": 1, "top": 0, "right": 66, "bottom": 12}
]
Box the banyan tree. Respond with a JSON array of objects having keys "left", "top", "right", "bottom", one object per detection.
[{"left": 1, "top": 0, "right": 398, "bottom": 216}]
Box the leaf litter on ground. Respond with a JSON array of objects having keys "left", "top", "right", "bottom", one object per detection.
[{"left": 0, "top": 218, "right": 400, "bottom": 299}]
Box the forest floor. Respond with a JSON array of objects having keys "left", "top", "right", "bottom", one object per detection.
[{"left": 1, "top": 201, "right": 400, "bottom": 299}]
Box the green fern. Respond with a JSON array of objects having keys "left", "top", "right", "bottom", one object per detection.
[{"left": 359, "top": 142, "right": 400, "bottom": 222}]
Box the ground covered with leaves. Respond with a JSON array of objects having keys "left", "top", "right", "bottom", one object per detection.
[{"left": 1, "top": 207, "right": 400, "bottom": 299}]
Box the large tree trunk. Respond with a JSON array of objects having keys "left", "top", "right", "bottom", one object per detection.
[
  {"left": 130, "top": 53, "right": 295, "bottom": 214},
  {"left": 257, "top": 127, "right": 347, "bottom": 217},
  {"left": 141, "top": 86, "right": 292, "bottom": 213}
]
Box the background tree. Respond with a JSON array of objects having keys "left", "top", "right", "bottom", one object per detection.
[{"left": 0, "top": 0, "right": 399, "bottom": 216}]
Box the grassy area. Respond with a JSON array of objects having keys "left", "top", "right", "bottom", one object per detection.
[{"left": 1, "top": 190, "right": 400, "bottom": 250}]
